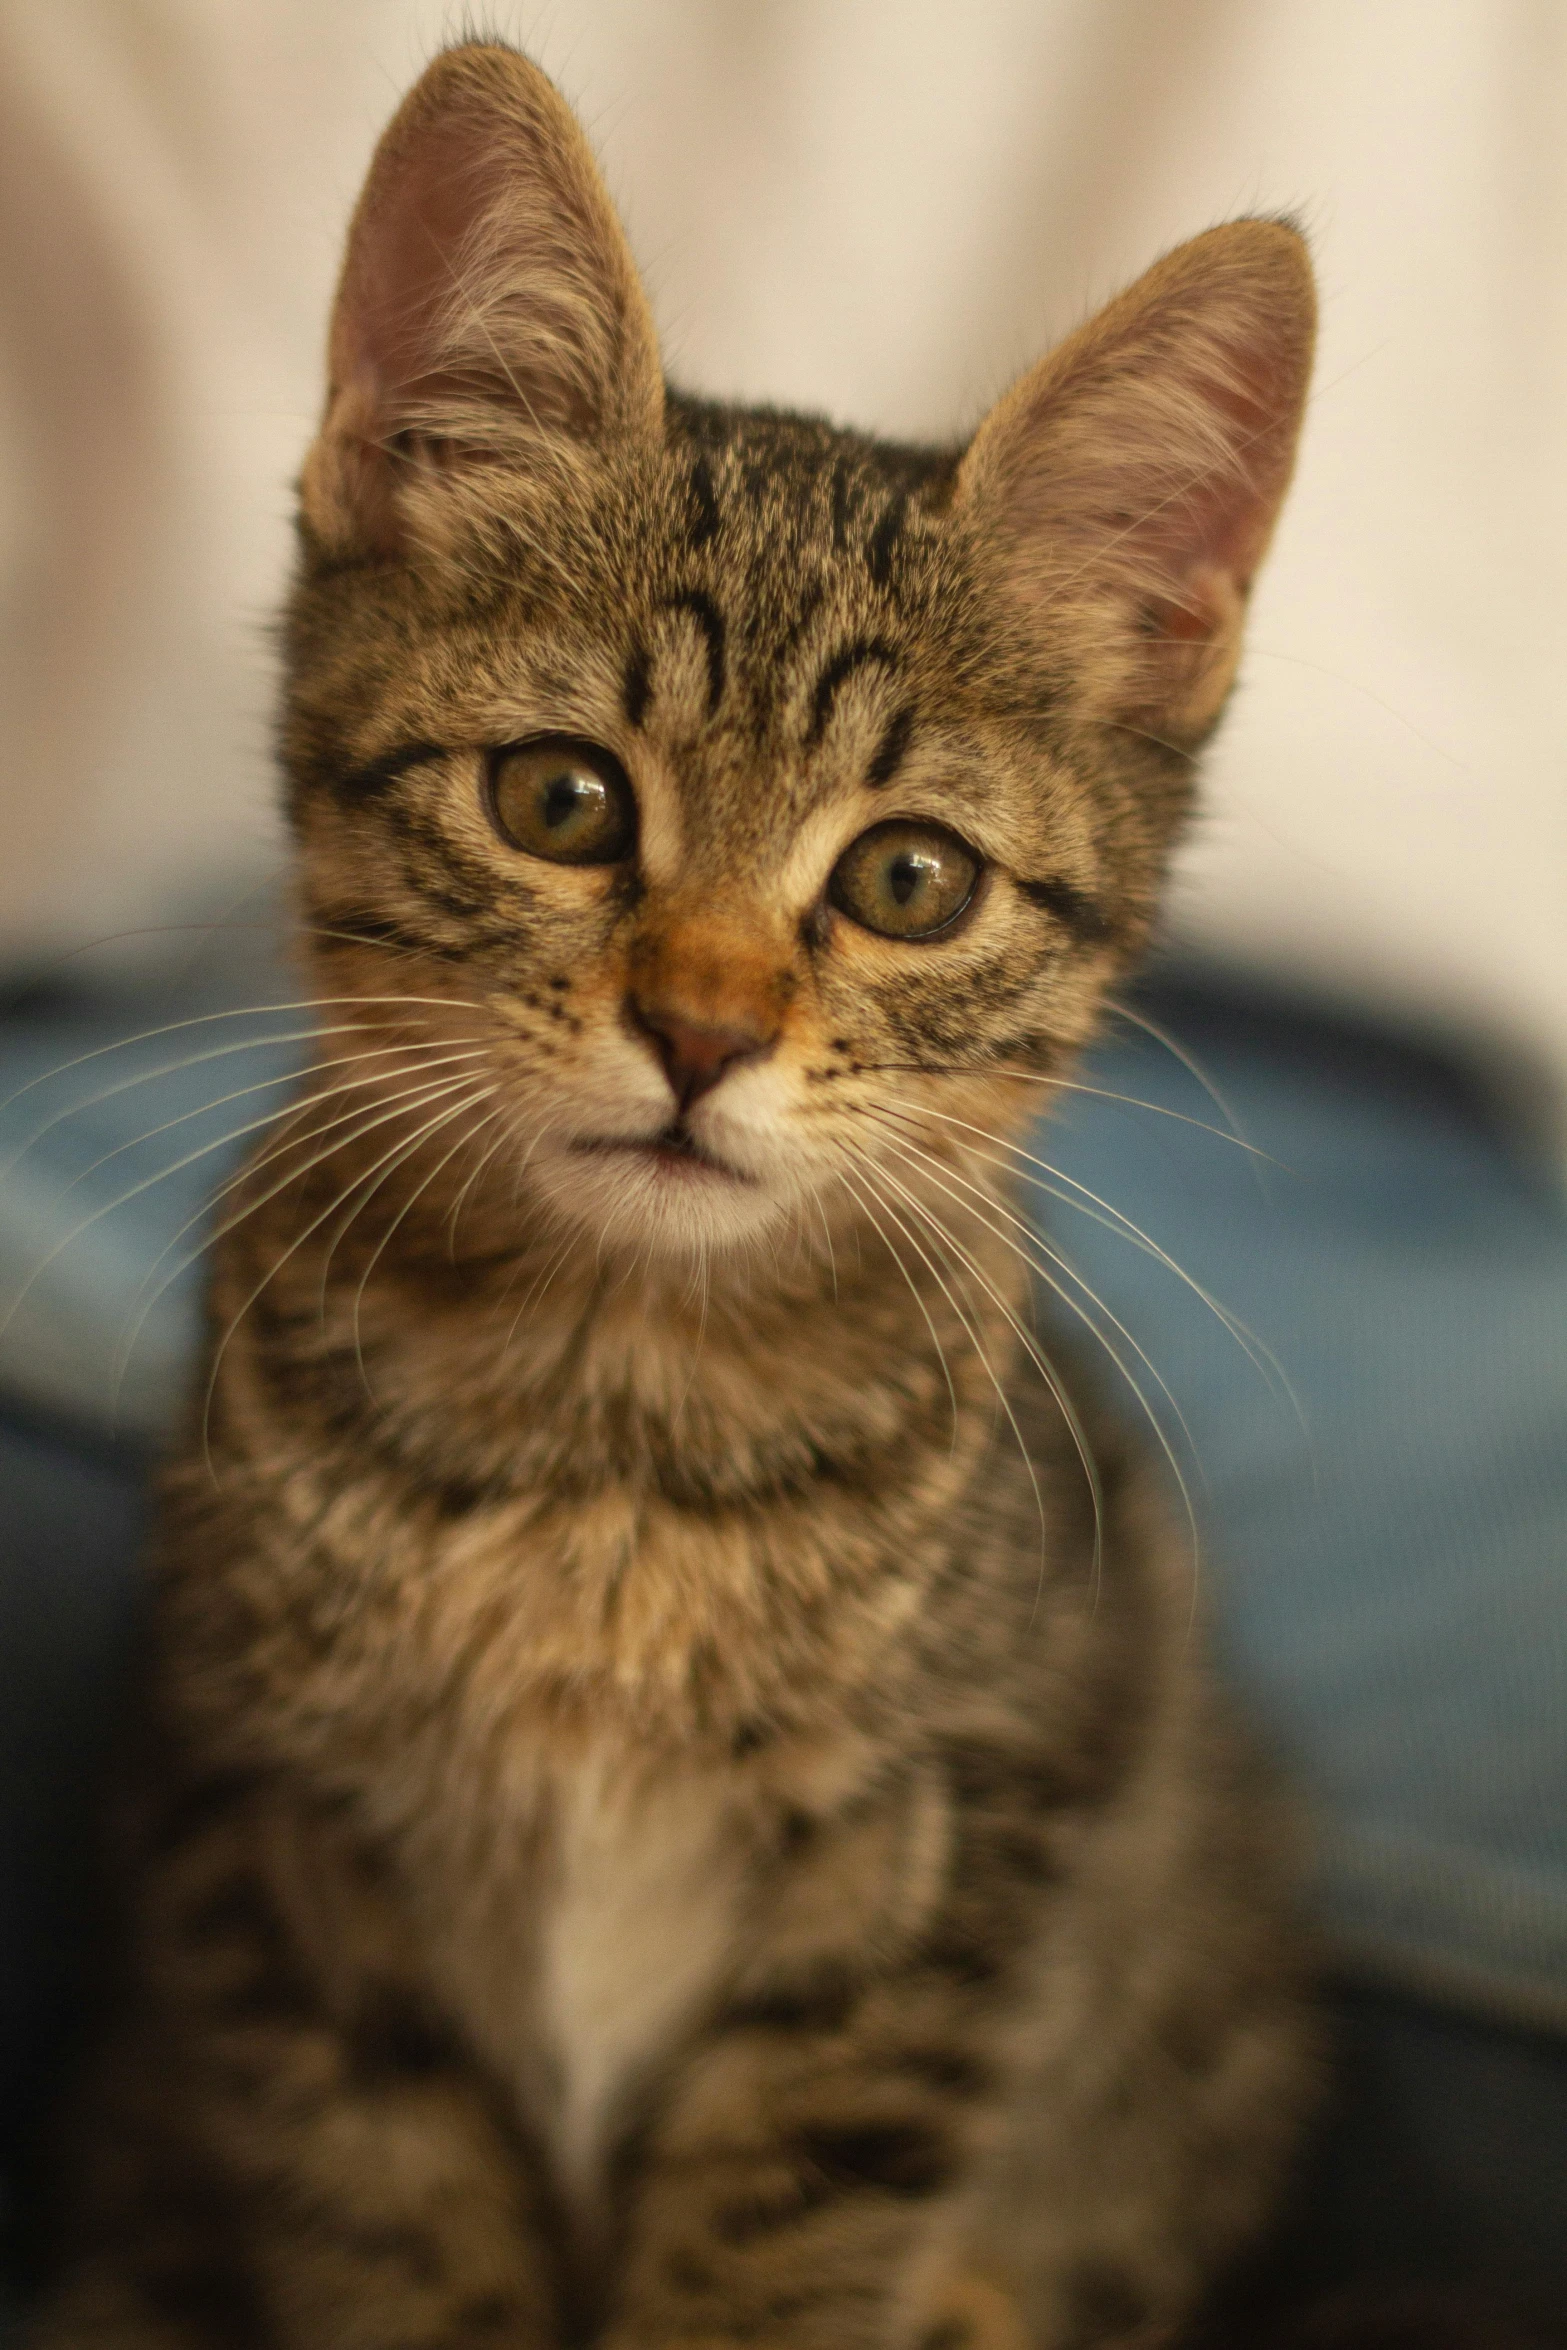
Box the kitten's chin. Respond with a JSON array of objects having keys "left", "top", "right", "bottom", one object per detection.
[{"left": 525, "top": 1133, "right": 792, "bottom": 1261}]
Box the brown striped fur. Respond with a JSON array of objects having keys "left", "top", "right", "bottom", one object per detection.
[{"left": 30, "top": 41, "right": 1321, "bottom": 2350}]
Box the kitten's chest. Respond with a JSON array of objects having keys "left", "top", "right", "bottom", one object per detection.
[{"left": 430, "top": 1744, "right": 750, "bottom": 2211}]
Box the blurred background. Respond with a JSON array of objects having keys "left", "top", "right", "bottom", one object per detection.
[{"left": 1, "top": 1, "right": 1565, "bottom": 2329}]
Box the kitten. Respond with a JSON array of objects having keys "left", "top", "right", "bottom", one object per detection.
[{"left": 29, "top": 40, "right": 1319, "bottom": 2350}]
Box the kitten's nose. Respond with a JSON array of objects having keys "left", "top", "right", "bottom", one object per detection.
[{"left": 630, "top": 1001, "right": 773, "bottom": 1112}]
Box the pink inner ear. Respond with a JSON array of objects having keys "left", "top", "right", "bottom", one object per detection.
[
  {"left": 303, "top": 48, "right": 663, "bottom": 556},
  {"left": 959, "top": 223, "right": 1314, "bottom": 740},
  {"left": 1156, "top": 340, "right": 1303, "bottom": 601},
  {"left": 971, "top": 223, "right": 1314, "bottom": 641},
  {"left": 331, "top": 108, "right": 506, "bottom": 418}
]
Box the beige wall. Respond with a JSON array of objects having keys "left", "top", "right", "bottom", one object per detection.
[{"left": 2, "top": 2, "right": 1562, "bottom": 1140}]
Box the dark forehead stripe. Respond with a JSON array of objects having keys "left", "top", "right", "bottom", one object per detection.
[
  {"left": 865, "top": 704, "right": 915, "bottom": 789},
  {"left": 1014, "top": 875, "right": 1113, "bottom": 943},
  {"left": 687, "top": 455, "right": 721, "bottom": 550},
  {"left": 806, "top": 636, "right": 898, "bottom": 749},
  {"left": 622, "top": 639, "right": 651, "bottom": 730},
  {"left": 866, "top": 491, "right": 907, "bottom": 589},
  {"left": 667, "top": 588, "right": 727, "bottom": 718},
  {"left": 830, "top": 460, "right": 855, "bottom": 553},
  {"left": 777, "top": 579, "right": 825, "bottom": 663}
]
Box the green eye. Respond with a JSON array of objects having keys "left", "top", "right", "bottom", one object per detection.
[
  {"left": 828, "top": 820, "right": 981, "bottom": 941},
  {"left": 488, "top": 739, "right": 636, "bottom": 865}
]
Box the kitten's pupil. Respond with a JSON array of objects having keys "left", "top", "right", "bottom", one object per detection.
[
  {"left": 888, "top": 854, "right": 923, "bottom": 908},
  {"left": 545, "top": 772, "right": 585, "bottom": 829}
]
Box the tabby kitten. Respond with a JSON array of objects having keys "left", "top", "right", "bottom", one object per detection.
[{"left": 31, "top": 41, "right": 1318, "bottom": 2350}]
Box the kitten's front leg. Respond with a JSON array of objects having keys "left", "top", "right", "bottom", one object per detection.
[
  {"left": 601, "top": 2005, "right": 1013, "bottom": 2350},
  {"left": 29, "top": 1776, "right": 563, "bottom": 2350}
]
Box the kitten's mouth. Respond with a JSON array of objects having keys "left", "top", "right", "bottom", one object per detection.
[{"left": 574, "top": 1125, "right": 753, "bottom": 1184}]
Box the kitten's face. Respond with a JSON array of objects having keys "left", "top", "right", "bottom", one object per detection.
[
  {"left": 289, "top": 411, "right": 1137, "bottom": 1261},
  {"left": 283, "top": 44, "right": 1311, "bottom": 1268}
]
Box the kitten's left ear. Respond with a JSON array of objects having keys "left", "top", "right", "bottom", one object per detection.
[
  {"left": 301, "top": 42, "right": 663, "bottom": 556},
  {"left": 956, "top": 221, "right": 1315, "bottom": 746}
]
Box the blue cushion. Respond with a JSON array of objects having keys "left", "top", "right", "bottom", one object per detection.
[
  {"left": 0, "top": 962, "right": 303, "bottom": 1439},
  {"left": 1035, "top": 982, "right": 1567, "bottom": 2033}
]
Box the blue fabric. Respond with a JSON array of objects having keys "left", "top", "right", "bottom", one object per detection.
[
  {"left": 1035, "top": 986, "right": 1567, "bottom": 2035},
  {"left": 0, "top": 961, "right": 303, "bottom": 1439}
]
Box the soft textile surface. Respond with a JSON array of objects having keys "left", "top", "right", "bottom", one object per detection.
[
  {"left": 1, "top": 964, "right": 1564, "bottom": 2039},
  {"left": 1041, "top": 981, "right": 1567, "bottom": 2034}
]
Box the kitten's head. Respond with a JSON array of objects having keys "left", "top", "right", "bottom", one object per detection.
[{"left": 282, "top": 42, "right": 1313, "bottom": 1264}]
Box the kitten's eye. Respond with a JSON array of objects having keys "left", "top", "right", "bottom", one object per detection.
[
  {"left": 488, "top": 739, "right": 636, "bottom": 865},
  {"left": 828, "top": 821, "right": 981, "bottom": 941}
]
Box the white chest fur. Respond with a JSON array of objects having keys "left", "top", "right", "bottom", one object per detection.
[{"left": 530, "top": 1753, "right": 748, "bottom": 2202}]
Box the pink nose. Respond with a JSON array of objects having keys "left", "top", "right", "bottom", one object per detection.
[{"left": 629, "top": 1001, "right": 773, "bottom": 1111}]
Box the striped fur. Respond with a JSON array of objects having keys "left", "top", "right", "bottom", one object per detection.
[{"left": 30, "top": 41, "right": 1319, "bottom": 2350}]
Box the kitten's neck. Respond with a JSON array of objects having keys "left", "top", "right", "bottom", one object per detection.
[
  {"left": 198, "top": 1158, "right": 1037, "bottom": 1763},
  {"left": 372, "top": 1183, "right": 1026, "bottom": 1506},
  {"left": 220, "top": 1137, "right": 1032, "bottom": 1520}
]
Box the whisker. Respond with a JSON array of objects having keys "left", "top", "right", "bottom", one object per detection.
[
  {"left": 109, "top": 1062, "right": 498, "bottom": 1409},
  {"left": 1100, "top": 1000, "right": 1263, "bottom": 1189},
  {"left": 807, "top": 1187, "right": 840, "bottom": 1305},
  {"left": 0, "top": 991, "right": 489, "bottom": 1135},
  {"left": 2, "top": 1022, "right": 320, "bottom": 1187},
  {"left": 498, "top": 1231, "right": 578, "bottom": 1360},
  {"left": 1020, "top": 1072, "right": 1278, "bottom": 1163},
  {"left": 1100, "top": 717, "right": 1199, "bottom": 764},
  {"left": 842, "top": 1150, "right": 1035, "bottom": 1520},
  {"left": 443, "top": 1101, "right": 532, "bottom": 1255},
  {"left": 671, "top": 1235, "right": 714, "bottom": 1431},
  {"left": 108, "top": 1049, "right": 498, "bottom": 1330},
  {"left": 199, "top": 1080, "right": 498, "bottom": 1476},
  {"left": 833, "top": 1162, "right": 960, "bottom": 1449},
  {"left": 866, "top": 1128, "right": 1195, "bottom": 1609},
  {"left": 12, "top": 1032, "right": 489, "bottom": 1206},
  {"left": 871, "top": 1099, "right": 1300, "bottom": 1423},
  {"left": 869, "top": 1117, "right": 1200, "bottom": 1479},
  {"left": 346, "top": 1090, "right": 507, "bottom": 1390},
  {"left": 844, "top": 1142, "right": 1095, "bottom": 1614},
  {"left": 311, "top": 1075, "right": 500, "bottom": 1310},
  {"left": 850, "top": 1061, "right": 1276, "bottom": 1159}
]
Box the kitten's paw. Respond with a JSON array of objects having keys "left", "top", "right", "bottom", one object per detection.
[{"left": 922, "top": 2274, "right": 1032, "bottom": 2350}]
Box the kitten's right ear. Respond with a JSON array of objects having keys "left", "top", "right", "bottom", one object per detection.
[{"left": 301, "top": 43, "right": 663, "bottom": 557}]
